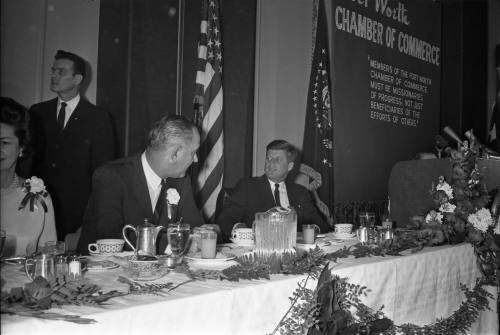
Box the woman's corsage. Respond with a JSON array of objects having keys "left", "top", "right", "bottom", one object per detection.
[
  {"left": 18, "top": 176, "right": 48, "bottom": 212},
  {"left": 166, "top": 188, "right": 180, "bottom": 220}
]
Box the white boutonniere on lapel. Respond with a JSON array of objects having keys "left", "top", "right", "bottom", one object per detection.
[{"left": 166, "top": 188, "right": 180, "bottom": 220}]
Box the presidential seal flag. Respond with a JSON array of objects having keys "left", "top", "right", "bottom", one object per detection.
[
  {"left": 193, "top": 0, "right": 224, "bottom": 222},
  {"left": 302, "top": 0, "right": 334, "bottom": 217}
]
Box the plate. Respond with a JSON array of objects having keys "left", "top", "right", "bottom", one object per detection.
[
  {"left": 328, "top": 232, "right": 356, "bottom": 240},
  {"left": 185, "top": 252, "right": 235, "bottom": 263},
  {"left": 86, "top": 260, "right": 120, "bottom": 271},
  {"left": 296, "top": 243, "right": 319, "bottom": 250}
]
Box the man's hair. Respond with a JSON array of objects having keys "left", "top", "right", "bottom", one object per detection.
[
  {"left": 55, "top": 50, "right": 86, "bottom": 80},
  {"left": 147, "top": 115, "right": 196, "bottom": 151},
  {"left": 0, "top": 97, "right": 30, "bottom": 154},
  {"left": 266, "top": 139, "right": 298, "bottom": 162}
]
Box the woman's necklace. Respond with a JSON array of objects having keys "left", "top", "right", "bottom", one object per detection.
[{"left": 3, "top": 174, "right": 19, "bottom": 190}]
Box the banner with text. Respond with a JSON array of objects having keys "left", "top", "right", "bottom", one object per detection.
[{"left": 331, "top": 0, "right": 441, "bottom": 202}]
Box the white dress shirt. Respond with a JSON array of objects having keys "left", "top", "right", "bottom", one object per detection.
[
  {"left": 141, "top": 152, "right": 163, "bottom": 211},
  {"left": 57, "top": 94, "right": 80, "bottom": 128},
  {"left": 267, "top": 179, "right": 290, "bottom": 208}
]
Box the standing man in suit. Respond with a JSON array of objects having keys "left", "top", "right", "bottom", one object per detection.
[
  {"left": 217, "top": 139, "right": 329, "bottom": 242},
  {"left": 77, "top": 115, "right": 206, "bottom": 254},
  {"left": 29, "top": 50, "right": 116, "bottom": 241}
]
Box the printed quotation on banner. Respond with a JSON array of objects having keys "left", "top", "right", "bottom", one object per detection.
[{"left": 368, "top": 57, "right": 431, "bottom": 127}]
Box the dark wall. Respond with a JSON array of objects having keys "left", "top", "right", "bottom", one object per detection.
[
  {"left": 97, "top": 0, "right": 256, "bottom": 187},
  {"left": 441, "top": 0, "right": 488, "bottom": 143}
]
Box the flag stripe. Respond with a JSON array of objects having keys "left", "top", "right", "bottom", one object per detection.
[
  {"left": 198, "top": 138, "right": 224, "bottom": 198},
  {"left": 198, "top": 111, "right": 223, "bottom": 173},
  {"left": 202, "top": 176, "right": 223, "bottom": 221},
  {"left": 194, "top": 0, "right": 224, "bottom": 222}
]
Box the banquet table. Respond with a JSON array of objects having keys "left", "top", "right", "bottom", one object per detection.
[{"left": 1, "top": 241, "right": 498, "bottom": 335}]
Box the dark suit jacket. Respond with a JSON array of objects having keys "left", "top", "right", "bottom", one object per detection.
[
  {"left": 217, "top": 175, "right": 329, "bottom": 241},
  {"left": 77, "top": 155, "right": 205, "bottom": 254},
  {"left": 29, "top": 98, "right": 116, "bottom": 239}
]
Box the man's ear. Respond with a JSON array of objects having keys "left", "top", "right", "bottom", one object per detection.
[
  {"left": 74, "top": 74, "right": 83, "bottom": 86},
  {"left": 287, "top": 161, "right": 294, "bottom": 172},
  {"left": 170, "top": 144, "right": 183, "bottom": 162}
]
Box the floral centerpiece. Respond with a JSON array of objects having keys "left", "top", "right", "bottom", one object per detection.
[{"left": 409, "top": 140, "right": 500, "bottom": 282}]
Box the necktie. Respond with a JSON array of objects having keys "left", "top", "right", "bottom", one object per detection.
[
  {"left": 57, "top": 102, "right": 67, "bottom": 130},
  {"left": 154, "top": 179, "right": 167, "bottom": 224},
  {"left": 274, "top": 183, "right": 281, "bottom": 207}
]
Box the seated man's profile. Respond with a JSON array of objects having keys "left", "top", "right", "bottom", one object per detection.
[{"left": 77, "top": 115, "right": 204, "bottom": 254}]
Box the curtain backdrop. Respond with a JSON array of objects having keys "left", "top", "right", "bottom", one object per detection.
[{"left": 97, "top": 0, "right": 255, "bottom": 187}]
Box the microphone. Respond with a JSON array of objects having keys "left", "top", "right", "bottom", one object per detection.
[{"left": 443, "top": 126, "right": 463, "bottom": 146}]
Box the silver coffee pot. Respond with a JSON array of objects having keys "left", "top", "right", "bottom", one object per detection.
[{"left": 123, "top": 219, "right": 165, "bottom": 256}]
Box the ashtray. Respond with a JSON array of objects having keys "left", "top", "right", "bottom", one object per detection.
[{"left": 122, "top": 264, "right": 169, "bottom": 281}]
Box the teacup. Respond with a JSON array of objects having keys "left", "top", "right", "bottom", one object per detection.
[
  {"left": 334, "top": 223, "right": 353, "bottom": 235},
  {"left": 88, "top": 239, "right": 125, "bottom": 254},
  {"left": 231, "top": 226, "right": 254, "bottom": 246}
]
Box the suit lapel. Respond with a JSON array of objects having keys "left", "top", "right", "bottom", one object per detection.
[
  {"left": 128, "top": 155, "right": 154, "bottom": 220},
  {"left": 63, "top": 99, "right": 85, "bottom": 133},
  {"left": 45, "top": 98, "right": 59, "bottom": 134},
  {"left": 285, "top": 181, "right": 298, "bottom": 207},
  {"left": 259, "top": 175, "right": 276, "bottom": 208}
]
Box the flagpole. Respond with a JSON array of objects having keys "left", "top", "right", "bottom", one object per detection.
[{"left": 175, "top": 0, "right": 185, "bottom": 116}]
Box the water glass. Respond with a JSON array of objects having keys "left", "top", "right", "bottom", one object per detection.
[
  {"left": 359, "top": 212, "right": 376, "bottom": 228},
  {"left": 200, "top": 230, "right": 217, "bottom": 259},
  {"left": 25, "top": 253, "right": 55, "bottom": 281},
  {"left": 166, "top": 223, "right": 191, "bottom": 257}
]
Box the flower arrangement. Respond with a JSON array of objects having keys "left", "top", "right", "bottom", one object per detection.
[
  {"left": 18, "top": 177, "right": 49, "bottom": 212},
  {"left": 415, "top": 140, "right": 500, "bottom": 281}
]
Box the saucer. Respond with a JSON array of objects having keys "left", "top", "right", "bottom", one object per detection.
[
  {"left": 86, "top": 260, "right": 120, "bottom": 271},
  {"left": 185, "top": 252, "right": 235, "bottom": 263},
  {"left": 230, "top": 238, "right": 254, "bottom": 248},
  {"left": 328, "top": 232, "right": 356, "bottom": 240}
]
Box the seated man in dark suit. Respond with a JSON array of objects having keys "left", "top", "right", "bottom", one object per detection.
[
  {"left": 78, "top": 115, "right": 205, "bottom": 254},
  {"left": 217, "top": 139, "right": 329, "bottom": 242}
]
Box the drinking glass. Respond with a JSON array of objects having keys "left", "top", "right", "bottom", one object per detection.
[
  {"left": 359, "top": 212, "right": 376, "bottom": 228},
  {"left": 166, "top": 223, "right": 191, "bottom": 257},
  {"left": 200, "top": 230, "right": 217, "bottom": 259},
  {"left": 302, "top": 224, "right": 320, "bottom": 244}
]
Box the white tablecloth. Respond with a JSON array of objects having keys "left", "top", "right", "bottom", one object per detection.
[{"left": 1, "top": 243, "right": 498, "bottom": 335}]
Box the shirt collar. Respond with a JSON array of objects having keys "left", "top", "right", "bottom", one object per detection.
[
  {"left": 141, "top": 152, "right": 162, "bottom": 190},
  {"left": 267, "top": 178, "right": 285, "bottom": 189},
  {"left": 58, "top": 94, "right": 80, "bottom": 112}
]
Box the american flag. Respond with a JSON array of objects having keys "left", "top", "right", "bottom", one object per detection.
[
  {"left": 194, "top": 0, "right": 224, "bottom": 222},
  {"left": 302, "top": 0, "right": 334, "bottom": 214}
]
